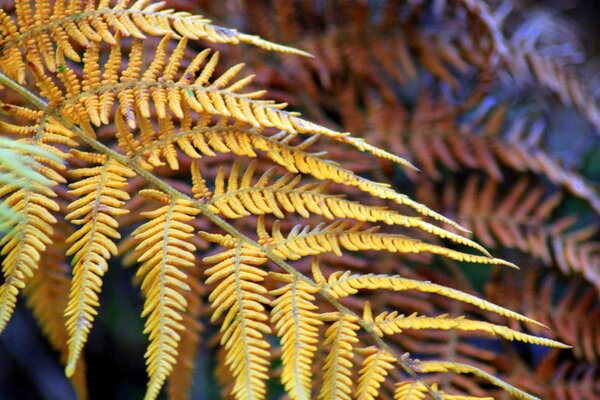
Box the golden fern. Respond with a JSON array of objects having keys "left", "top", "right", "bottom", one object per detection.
[{"left": 0, "top": 1, "right": 575, "bottom": 400}]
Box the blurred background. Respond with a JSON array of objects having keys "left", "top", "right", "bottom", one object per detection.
[{"left": 1, "top": 0, "right": 599, "bottom": 399}]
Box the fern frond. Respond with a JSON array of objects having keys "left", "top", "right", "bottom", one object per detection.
[
  {"left": 407, "top": 114, "right": 600, "bottom": 214},
  {"left": 394, "top": 380, "right": 428, "bottom": 400},
  {"left": 258, "top": 220, "right": 515, "bottom": 267},
  {"left": 363, "top": 307, "right": 567, "bottom": 348},
  {"left": 505, "top": 32, "right": 600, "bottom": 133},
  {"left": 449, "top": 176, "right": 600, "bottom": 289},
  {"left": 1, "top": 0, "right": 310, "bottom": 81},
  {"left": 0, "top": 9, "right": 25, "bottom": 83},
  {"left": 394, "top": 381, "right": 493, "bottom": 400},
  {"left": 356, "top": 347, "right": 397, "bottom": 400},
  {"left": 166, "top": 269, "right": 204, "bottom": 400},
  {"left": 133, "top": 189, "right": 200, "bottom": 400},
  {"left": 0, "top": 136, "right": 61, "bottom": 229},
  {"left": 318, "top": 313, "right": 360, "bottom": 400},
  {"left": 143, "top": 124, "right": 459, "bottom": 229},
  {"left": 64, "top": 151, "right": 135, "bottom": 376},
  {"left": 323, "top": 271, "right": 542, "bottom": 326},
  {"left": 51, "top": 38, "right": 324, "bottom": 136},
  {"left": 0, "top": 189, "right": 58, "bottom": 326},
  {"left": 23, "top": 223, "right": 88, "bottom": 400},
  {"left": 486, "top": 269, "right": 600, "bottom": 365},
  {"left": 0, "top": 1, "right": 586, "bottom": 398},
  {"left": 0, "top": 127, "right": 69, "bottom": 333},
  {"left": 270, "top": 272, "right": 322, "bottom": 400},
  {"left": 196, "top": 161, "right": 488, "bottom": 254},
  {"left": 203, "top": 240, "right": 271, "bottom": 400},
  {"left": 414, "top": 361, "right": 542, "bottom": 400},
  {"left": 48, "top": 37, "right": 421, "bottom": 174}
]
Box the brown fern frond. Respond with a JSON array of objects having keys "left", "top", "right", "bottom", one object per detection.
[
  {"left": 444, "top": 176, "right": 600, "bottom": 289},
  {"left": 406, "top": 102, "right": 600, "bottom": 214},
  {"left": 486, "top": 269, "right": 600, "bottom": 365}
]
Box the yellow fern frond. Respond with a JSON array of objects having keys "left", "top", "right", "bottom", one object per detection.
[
  {"left": 64, "top": 151, "right": 135, "bottom": 377},
  {"left": 414, "top": 361, "right": 542, "bottom": 400},
  {"left": 0, "top": 10, "right": 25, "bottom": 83},
  {"left": 197, "top": 161, "right": 488, "bottom": 254},
  {"left": 133, "top": 189, "right": 200, "bottom": 400},
  {"left": 131, "top": 114, "right": 456, "bottom": 231},
  {"left": 202, "top": 240, "right": 271, "bottom": 400},
  {"left": 356, "top": 347, "right": 397, "bottom": 400},
  {"left": 260, "top": 220, "right": 515, "bottom": 267},
  {"left": 167, "top": 270, "right": 204, "bottom": 400},
  {"left": 318, "top": 313, "right": 360, "bottom": 400},
  {"left": 365, "top": 309, "right": 568, "bottom": 348},
  {"left": 394, "top": 381, "right": 493, "bottom": 400},
  {"left": 0, "top": 189, "right": 57, "bottom": 332},
  {"left": 23, "top": 224, "right": 88, "bottom": 400},
  {"left": 0, "top": 128, "right": 69, "bottom": 333},
  {"left": 394, "top": 381, "right": 428, "bottom": 400},
  {"left": 1, "top": 0, "right": 310, "bottom": 79},
  {"left": 323, "top": 271, "right": 542, "bottom": 326},
  {"left": 246, "top": 132, "right": 464, "bottom": 230},
  {"left": 50, "top": 37, "right": 418, "bottom": 173},
  {"left": 270, "top": 272, "right": 322, "bottom": 400}
]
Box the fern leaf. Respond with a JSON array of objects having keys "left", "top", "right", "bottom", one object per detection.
[
  {"left": 23, "top": 223, "right": 88, "bottom": 400},
  {"left": 318, "top": 313, "right": 360, "bottom": 400},
  {"left": 450, "top": 176, "right": 600, "bottom": 289},
  {"left": 133, "top": 189, "right": 200, "bottom": 400},
  {"left": 0, "top": 10, "right": 25, "bottom": 83},
  {"left": 0, "top": 131, "right": 68, "bottom": 333},
  {"left": 64, "top": 151, "right": 135, "bottom": 377},
  {"left": 199, "top": 161, "right": 488, "bottom": 255},
  {"left": 50, "top": 37, "right": 416, "bottom": 173},
  {"left": 393, "top": 381, "right": 428, "bottom": 400},
  {"left": 1, "top": 0, "right": 310, "bottom": 79},
  {"left": 260, "top": 220, "right": 515, "bottom": 267},
  {"left": 394, "top": 381, "right": 494, "bottom": 400},
  {"left": 270, "top": 272, "right": 322, "bottom": 400},
  {"left": 0, "top": 137, "right": 60, "bottom": 229},
  {"left": 202, "top": 240, "right": 271, "bottom": 400},
  {"left": 366, "top": 309, "right": 568, "bottom": 348},
  {"left": 414, "top": 361, "right": 542, "bottom": 400},
  {"left": 167, "top": 270, "right": 204, "bottom": 400},
  {"left": 355, "top": 347, "right": 397, "bottom": 400},
  {"left": 323, "top": 271, "right": 543, "bottom": 326}
]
